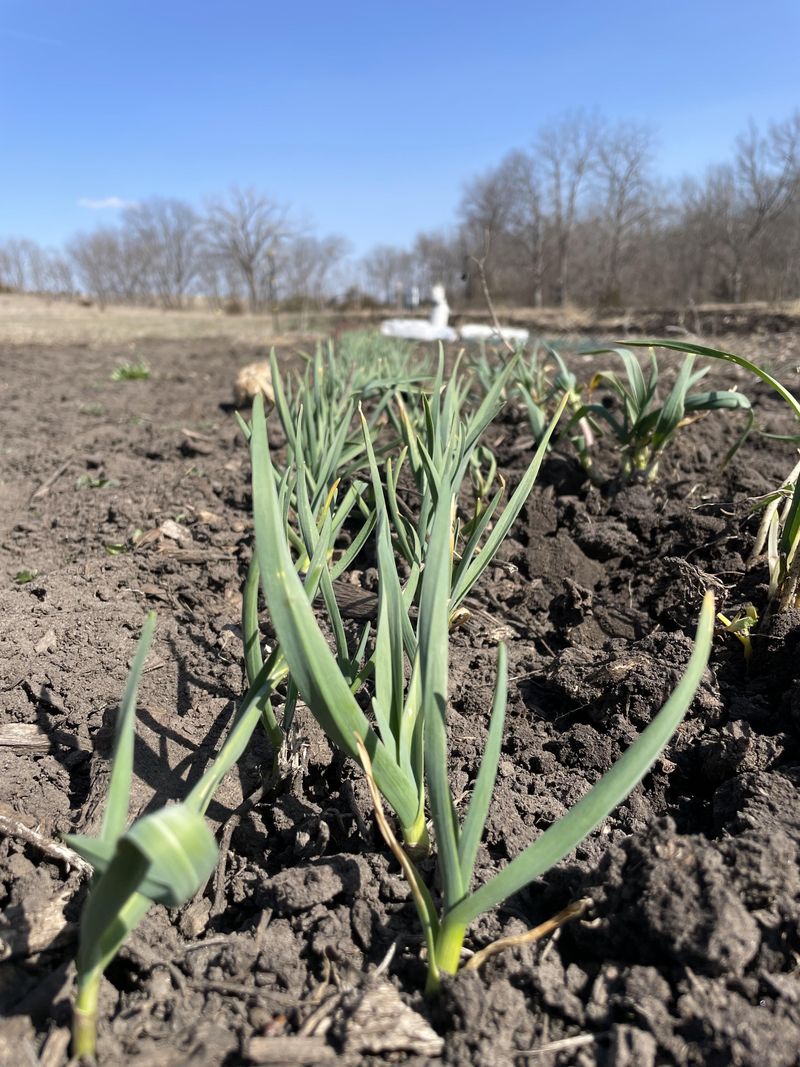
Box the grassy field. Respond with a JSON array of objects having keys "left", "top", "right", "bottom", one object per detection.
[{"left": 0, "top": 294, "right": 326, "bottom": 347}]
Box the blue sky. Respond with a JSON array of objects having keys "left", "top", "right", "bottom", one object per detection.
[{"left": 2, "top": 0, "right": 799, "bottom": 255}]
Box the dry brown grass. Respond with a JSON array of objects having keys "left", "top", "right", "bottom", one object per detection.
[
  {"left": 3, "top": 293, "right": 799, "bottom": 350},
  {"left": 0, "top": 294, "right": 329, "bottom": 348}
]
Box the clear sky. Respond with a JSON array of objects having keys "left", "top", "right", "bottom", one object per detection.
[{"left": 2, "top": 0, "right": 799, "bottom": 255}]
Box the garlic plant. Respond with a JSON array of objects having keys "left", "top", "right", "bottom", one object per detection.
[
  {"left": 249, "top": 382, "right": 715, "bottom": 991},
  {"left": 577, "top": 346, "right": 753, "bottom": 481},
  {"left": 66, "top": 502, "right": 342, "bottom": 1056},
  {"left": 625, "top": 339, "right": 800, "bottom": 611}
]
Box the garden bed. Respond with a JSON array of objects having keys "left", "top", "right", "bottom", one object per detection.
[{"left": 2, "top": 334, "right": 799, "bottom": 1066}]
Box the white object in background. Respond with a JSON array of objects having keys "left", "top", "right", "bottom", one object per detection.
[
  {"left": 430, "top": 284, "right": 449, "bottom": 329},
  {"left": 380, "top": 283, "right": 457, "bottom": 342},
  {"left": 459, "top": 323, "right": 530, "bottom": 345}
]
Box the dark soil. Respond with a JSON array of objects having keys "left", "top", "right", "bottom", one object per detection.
[{"left": 2, "top": 335, "right": 800, "bottom": 1067}]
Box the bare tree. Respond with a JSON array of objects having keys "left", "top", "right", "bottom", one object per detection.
[
  {"left": 669, "top": 174, "right": 731, "bottom": 302},
  {"left": 67, "top": 230, "right": 118, "bottom": 307},
  {"left": 194, "top": 250, "right": 243, "bottom": 309},
  {"left": 500, "top": 150, "right": 547, "bottom": 306},
  {"left": 458, "top": 163, "right": 517, "bottom": 297},
  {"left": 6, "top": 108, "right": 800, "bottom": 313},
  {"left": 411, "top": 229, "right": 465, "bottom": 298},
  {"left": 0, "top": 239, "right": 46, "bottom": 291},
  {"left": 594, "top": 121, "right": 656, "bottom": 304},
  {"left": 2, "top": 240, "right": 29, "bottom": 290},
  {"left": 67, "top": 228, "right": 149, "bottom": 307},
  {"left": 538, "top": 111, "right": 601, "bottom": 305},
  {"left": 362, "top": 244, "right": 412, "bottom": 304},
  {"left": 723, "top": 113, "right": 800, "bottom": 301},
  {"left": 281, "top": 234, "right": 350, "bottom": 326},
  {"left": 202, "top": 187, "right": 291, "bottom": 313},
  {"left": 0, "top": 244, "right": 10, "bottom": 290},
  {"left": 123, "top": 198, "right": 200, "bottom": 308}
]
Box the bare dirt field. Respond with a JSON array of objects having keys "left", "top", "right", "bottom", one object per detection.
[{"left": 2, "top": 307, "right": 800, "bottom": 1066}]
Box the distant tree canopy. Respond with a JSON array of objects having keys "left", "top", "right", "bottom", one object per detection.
[
  {"left": 3, "top": 110, "right": 800, "bottom": 310},
  {"left": 449, "top": 110, "right": 800, "bottom": 308}
]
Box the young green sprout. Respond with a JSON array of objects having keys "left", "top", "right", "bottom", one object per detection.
[
  {"left": 385, "top": 349, "right": 569, "bottom": 619},
  {"left": 110, "top": 361, "right": 150, "bottom": 382},
  {"left": 264, "top": 338, "right": 427, "bottom": 502},
  {"left": 514, "top": 345, "right": 597, "bottom": 471},
  {"left": 717, "top": 603, "right": 758, "bottom": 661},
  {"left": 576, "top": 347, "right": 753, "bottom": 482},
  {"left": 249, "top": 344, "right": 567, "bottom": 853},
  {"left": 622, "top": 340, "right": 800, "bottom": 611},
  {"left": 66, "top": 594, "right": 308, "bottom": 1056},
  {"left": 65, "top": 617, "right": 216, "bottom": 1057},
  {"left": 747, "top": 457, "right": 800, "bottom": 611},
  {"left": 248, "top": 389, "right": 715, "bottom": 993}
]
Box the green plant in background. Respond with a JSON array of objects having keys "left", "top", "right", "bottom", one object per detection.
[
  {"left": 469, "top": 340, "right": 754, "bottom": 485},
  {"left": 576, "top": 347, "right": 753, "bottom": 481},
  {"left": 14, "top": 568, "right": 39, "bottom": 584},
  {"left": 467, "top": 347, "right": 513, "bottom": 403},
  {"left": 249, "top": 387, "right": 715, "bottom": 992},
  {"left": 749, "top": 457, "right": 800, "bottom": 609},
  {"left": 386, "top": 351, "right": 568, "bottom": 618},
  {"left": 75, "top": 474, "right": 116, "bottom": 490},
  {"left": 110, "top": 362, "right": 150, "bottom": 381},
  {"left": 239, "top": 340, "right": 425, "bottom": 524},
  {"left": 623, "top": 339, "right": 800, "bottom": 611},
  {"left": 467, "top": 444, "right": 500, "bottom": 527},
  {"left": 467, "top": 342, "right": 596, "bottom": 474},
  {"left": 336, "top": 328, "right": 429, "bottom": 392},
  {"left": 267, "top": 345, "right": 376, "bottom": 512},
  {"left": 267, "top": 338, "right": 429, "bottom": 488},
  {"left": 515, "top": 344, "right": 596, "bottom": 469},
  {"left": 516, "top": 345, "right": 576, "bottom": 439}
]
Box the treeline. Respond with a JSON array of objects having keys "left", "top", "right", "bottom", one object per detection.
[
  {"left": 3, "top": 110, "right": 800, "bottom": 312},
  {"left": 363, "top": 110, "right": 800, "bottom": 308},
  {"left": 0, "top": 188, "right": 350, "bottom": 318}
]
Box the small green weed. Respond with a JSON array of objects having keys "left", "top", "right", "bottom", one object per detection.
[
  {"left": 111, "top": 362, "right": 150, "bottom": 382},
  {"left": 76, "top": 474, "right": 116, "bottom": 490},
  {"left": 104, "top": 542, "right": 129, "bottom": 556}
]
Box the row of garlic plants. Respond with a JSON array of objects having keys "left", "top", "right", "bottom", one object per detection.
[{"left": 67, "top": 337, "right": 737, "bottom": 1055}]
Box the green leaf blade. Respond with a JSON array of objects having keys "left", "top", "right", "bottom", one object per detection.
[
  {"left": 102, "top": 613, "right": 157, "bottom": 847},
  {"left": 249, "top": 395, "right": 418, "bottom": 829},
  {"left": 457, "top": 644, "right": 507, "bottom": 888},
  {"left": 449, "top": 592, "right": 715, "bottom": 927},
  {"left": 419, "top": 486, "right": 464, "bottom": 909}
]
